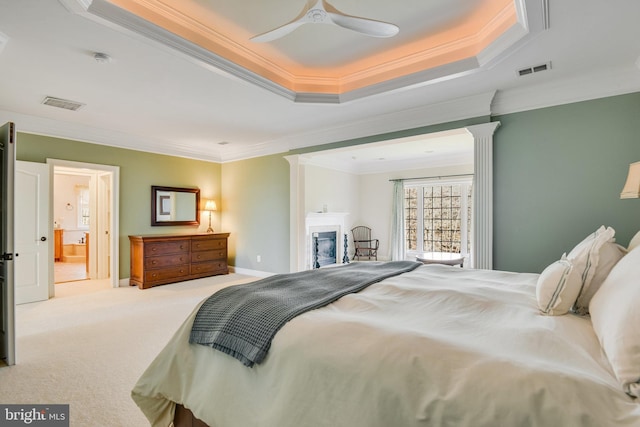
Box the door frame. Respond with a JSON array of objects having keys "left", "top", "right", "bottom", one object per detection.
[{"left": 47, "top": 159, "right": 120, "bottom": 290}]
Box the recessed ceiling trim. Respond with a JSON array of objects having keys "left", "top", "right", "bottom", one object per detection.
[
  {"left": 338, "top": 57, "right": 482, "bottom": 104},
  {"left": 66, "top": 0, "right": 543, "bottom": 103}
]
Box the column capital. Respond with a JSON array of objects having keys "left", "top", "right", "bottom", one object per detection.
[{"left": 466, "top": 122, "right": 500, "bottom": 139}]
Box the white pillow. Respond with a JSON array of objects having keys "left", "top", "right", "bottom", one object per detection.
[
  {"left": 571, "top": 242, "right": 626, "bottom": 315},
  {"left": 590, "top": 245, "right": 640, "bottom": 398},
  {"left": 628, "top": 230, "right": 640, "bottom": 252},
  {"left": 536, "top": 255, "right": 583, "bottom": 316},
  {"left": 566, "top": 226, "right": 615, "bottom": 311}
]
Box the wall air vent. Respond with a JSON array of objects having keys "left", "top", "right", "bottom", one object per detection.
[
  {"left": 42, "top": 96, "right": 85, "bottom": 111},
  {"left": 517, "top": 62, "right": 551, "bottom": 77}
]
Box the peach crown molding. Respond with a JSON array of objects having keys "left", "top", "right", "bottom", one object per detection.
[{"left": 60, "top": 0, "right": 549, "bottom": 103}]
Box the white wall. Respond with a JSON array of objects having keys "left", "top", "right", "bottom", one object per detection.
[
  {"left": 305, "top": 165, "right": 360, "bottom": 216},
  {"left": 54, "top": 173, "right": 90, "bottom": 244},
  {"left": 305, "top": 163, "right": 474, "bottom": 261},
  {"left": 305, "top": 165, "right": 360, "bottom": 258}
]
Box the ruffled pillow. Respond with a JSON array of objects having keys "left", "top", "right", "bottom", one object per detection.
[{"left": 628, "top": 230, "right": 640, "bottom": 252}]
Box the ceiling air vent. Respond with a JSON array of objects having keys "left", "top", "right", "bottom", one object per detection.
[
  {"left": 42, "top": 96, "right": 85, "bottom": 111},
  {"left": 517, "top": 62, "right": 551, "bottom": 77}
]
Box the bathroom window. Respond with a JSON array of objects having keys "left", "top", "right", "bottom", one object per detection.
[{"left": 77, "top": 185, "right": 90, "bottom": 228}]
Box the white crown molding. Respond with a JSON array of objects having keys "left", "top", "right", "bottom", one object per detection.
[
  {"left": 218, "top": 91, "right": 496, "bottom": 162},
  {"left": 5, "top": 65, "right": 639, "bottom": 166},
  {"left": 0, "top": 31, "right": 8, "bottom": 55},
  {"left": 58, "top": 0, "right": 92, "bottom": 14},
  {"left": 304, "top": 152, "right": 474, "bottom": 176},
  {"left": 0, "top": 108, "right": 224, "bottom": 163},
  {"left": 492, "top": 66, "right": 640, "bottom": 116}
]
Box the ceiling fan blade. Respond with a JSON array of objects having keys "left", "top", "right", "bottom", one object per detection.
[
  {"left": 328, "top": 13, "right": 399, "bottom": 38},
  {"left": 250, "top": 21, "right": 306, "bottom": 43},
  {"left": 251, "top": 0, "right": 316, "bottom": 43},
  {"left": 250, "top": 0, "right": 398, "bottom": 42}
]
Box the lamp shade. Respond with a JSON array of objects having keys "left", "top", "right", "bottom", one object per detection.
[
  {"left": 620, "top": 161, "right": 640, "bottom": 199},
  {"left": 204, "top": 200, "right": 217, "bottom": 211}
]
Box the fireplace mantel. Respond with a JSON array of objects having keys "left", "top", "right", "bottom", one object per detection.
[{"left": 305, "top": 212, "right": 349, "bottom": 269}]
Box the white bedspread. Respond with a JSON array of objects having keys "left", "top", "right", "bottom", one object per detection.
[{"left": 132, "top": 265, "right": 640, "bottom": 427}]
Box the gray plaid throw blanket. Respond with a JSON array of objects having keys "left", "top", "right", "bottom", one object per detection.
[{"left": 189, "top": 261, "right": 421, "bottom": 367}]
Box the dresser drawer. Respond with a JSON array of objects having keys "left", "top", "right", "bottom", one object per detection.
[
  {"left": 191, "top": 260, "right": 228, "bottom": 276},
  {"left": 145, "top": 266, "right": 190, "bottom": 283},
  {"left": 145, "top": 253, "right": 189, "bottom": 269},
  {"left": 191, "top": 249, "right": 226, "bottom": 263},
  {"left": 146, "top": 240, "right": 190, "bottom": 256},
  {"left": 191, "top": 238, "right": 227, "bottom": 252}
]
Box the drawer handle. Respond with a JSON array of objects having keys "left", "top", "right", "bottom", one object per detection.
[
  {"left": 152, "top": 273, "right": 157, "bottom": 278},
  {"left": 180, "top": 245, "right": 184, "bottom": 250},
  {"left": 180, "top": 269, "right": 185, "bottom": 273},
  {"left": 196, "top": 255, "right": 201, "bottom": 260},
  {"left": 151, "top": 247, "right": 157, "bottom": 252},
  {"left": 180, "top": 257, "right": 184, "bottom": 262},
  {"left": 151, "top": 260, "right": 157, "bottom": 265},
  {"left": 196, "top": 243, "right": 201, "bottom": 248}
]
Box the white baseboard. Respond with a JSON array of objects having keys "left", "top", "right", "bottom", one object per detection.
[{"left": 229, "top": 266, "right": 274, "bottom": 278}]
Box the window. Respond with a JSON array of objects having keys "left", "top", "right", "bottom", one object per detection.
[
  {"left": 76, "top": 185, "right": 90, "bottom": 229},
  {"left": 404, "top": 179, "right": 472, "bottom": 257}
]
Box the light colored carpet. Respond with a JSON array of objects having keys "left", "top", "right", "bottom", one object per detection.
[{"left": 0, "top": 274, "right": 256, "bottom": 426}]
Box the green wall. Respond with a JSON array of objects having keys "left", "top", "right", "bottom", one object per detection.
[
  {"left": 16, "top": 133, "right": 222, "bottom": 279},
  {"left": 221, "top": 154, "right": 290, "bottom": 273},
  {"left": 493, "top": 92, "right": 640, "bottom": 273},
  {"left": 15, "top": 92, "right": 640, "bottom": 279}
]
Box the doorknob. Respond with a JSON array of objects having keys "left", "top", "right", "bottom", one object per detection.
[{"left": 40, "top": 236, "right": 47, "bottom": 241}]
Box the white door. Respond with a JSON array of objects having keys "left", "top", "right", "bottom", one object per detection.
[
  {"left": 97, "top": 172, "right": 111, "bottom": 279},
  {"left": 1, "top": 122, "right": 16, "bottom": 365},
  {"left": 15, "top": 161, "right": 49, "bottom": 305}
]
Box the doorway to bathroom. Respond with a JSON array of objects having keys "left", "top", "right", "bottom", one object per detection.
[{"left": 52, "top": 162, "right": 115, "bottom": 285}]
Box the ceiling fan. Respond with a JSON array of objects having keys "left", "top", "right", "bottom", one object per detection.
[{"left": 250, "top": 0, "right": 399, "bottom": 43}]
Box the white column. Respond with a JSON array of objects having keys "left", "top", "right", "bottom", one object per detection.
[
  {"left": 466, "top": 122, "right": 500, "bottom": 270},
  {"left": 284, "top": 155, "right": 307, "bottom": 272}
]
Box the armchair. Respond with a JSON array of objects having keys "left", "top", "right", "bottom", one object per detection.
[{"left": 351, "top": 226, "right": 379, "bottom": 261}]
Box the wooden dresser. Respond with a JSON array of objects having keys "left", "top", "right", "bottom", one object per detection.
[{"left": 129, "top": 233, "right": 229, "bottom": 289}]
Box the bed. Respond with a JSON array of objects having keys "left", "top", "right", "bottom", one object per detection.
[{"left": 132, "top": 227, "right": 640, "bottom": 427}]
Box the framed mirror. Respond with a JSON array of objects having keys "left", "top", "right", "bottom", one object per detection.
[{"left": 151, "top": 186, "right": 200, "bottom": 226}]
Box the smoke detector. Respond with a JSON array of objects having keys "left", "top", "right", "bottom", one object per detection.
[{"left": 93, "top": 52, "right": 111, "bottom": 63}]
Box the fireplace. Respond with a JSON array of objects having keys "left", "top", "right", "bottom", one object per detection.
[
  {"left": 305, "top": 212, "right": 349, "bottom": 269},
  {"left": 313, "top": 231, "right": 337, "bottom": 267}
]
